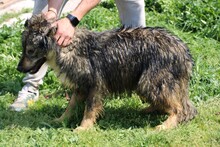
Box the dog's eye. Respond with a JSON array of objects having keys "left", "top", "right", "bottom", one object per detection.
[
  {"left": 39, "top": 37, "right": 47, "bottom": 49},
  {"left": 39, "top": 39, "right": 45, "bottom": 48},
  {"left": 26, "top": 49, "right": 35, "bottom": 56}
]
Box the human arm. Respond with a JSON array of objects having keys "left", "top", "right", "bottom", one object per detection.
[
  {"left": 49, "top": 0, "right": 101, "bottom": 47},
  {"left": 43, "top": 0, "right": 64, "bottom": 21}
]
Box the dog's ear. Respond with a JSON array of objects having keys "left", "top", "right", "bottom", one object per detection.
[
  {"left": 41, "top": 13, "right": 56, "bottom": 23},
  {"left": 40, "top": 13, "right": 57, "bottom": 37},
  {"left": 48, "top": 25, "right": 57, "bottom": 36},
  {"left": 29, "top": 14, "right": 42, "bottom": 25},
  {"left": 24, "top": 19, "right": 29, "bottom": 27},
  {"left": 42, "top": 25, "right": 57, "bottom": 37}
]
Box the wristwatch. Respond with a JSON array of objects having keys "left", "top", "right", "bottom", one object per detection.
[{"left": 66, "top": 14, "right": 80, "bottom": 27}]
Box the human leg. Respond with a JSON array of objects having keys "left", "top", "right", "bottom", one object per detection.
[
  {"left": 115, "top": 0, "right": 146, "bottom": 27},
  {"left": 10, "top": 63, "right": 48, "bottom": 111},
  {"left": 10, "top": 0, "right": 73, "bottom": 111},
  {"left": 10, "top": 0, "right": 48, "bottom": 111}
]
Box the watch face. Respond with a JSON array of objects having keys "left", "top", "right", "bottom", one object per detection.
[{"left": 66, "top": 14, "right": 79, "bottom": 27}]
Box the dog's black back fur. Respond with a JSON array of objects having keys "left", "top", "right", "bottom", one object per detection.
[{"left": 55, "top": 27, "right": 193, "bottom": 94}]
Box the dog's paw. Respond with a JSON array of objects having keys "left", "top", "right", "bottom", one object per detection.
[
  {"left": 155, "top": 124, "right": 167, "bottom": 131},
  {"left": 52, "top": 117, "right": 63, "bottom": 123},
  {"left": 50, "top": 117, "right": 65, "bottom": 127},
  {"left": 51, "top": 117, "right": 70, "bottom": 128},
  {"left": 73, "top": 126, "right": 88, "bottom": 132}
]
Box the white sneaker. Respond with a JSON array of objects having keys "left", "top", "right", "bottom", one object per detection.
[{"left": 10, "top": 84, "right": 39, "bottom": 112}]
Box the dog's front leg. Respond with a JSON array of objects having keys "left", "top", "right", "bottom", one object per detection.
[
  {"left": 75, "top": 90, "right": 103, "bottom": 131},
  {"left": 54, "top": 92, "right": 85, "bottom": 124}
]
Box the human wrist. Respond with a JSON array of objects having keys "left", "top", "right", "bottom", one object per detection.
[
  {"left": 66, "top": 14, "right": 80, "bottom": 27},
  {"left": 48, "top": 8, "right": 57, "bottom": 17}
]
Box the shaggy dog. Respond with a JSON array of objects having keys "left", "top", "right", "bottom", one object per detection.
[{"left": 17, "top": 14, "right": 197, "bottom": 130}]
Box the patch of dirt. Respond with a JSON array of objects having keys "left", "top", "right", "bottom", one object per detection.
[{"left": 0, "top": 0, "right": 22, "bottom": 9}]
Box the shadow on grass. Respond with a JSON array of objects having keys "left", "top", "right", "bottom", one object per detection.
[
  {"left": 98, "top": 106, "right": 167, "bottom": 130},
  {"left": 0, "top": 104, "right": 64, "bottom": 130},
  {"left": 0, "top": 101, "right": 167, "bottom": 130}
]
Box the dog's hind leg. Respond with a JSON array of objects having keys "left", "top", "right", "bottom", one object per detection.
[
  {"left": 75, "top": 88, "right": 103, "bottom": 131},
  {"left": 154, "top": 79, "right": 197, "bottom": 131},
  {"left": 136, "top": 70, "right": 162, "bottom": 115},
  {"left": 137, "top": 70, "right": 197, "bottom": 130}
]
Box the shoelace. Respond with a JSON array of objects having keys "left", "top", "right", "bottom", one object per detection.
[{"left": 15, "top": 91, "right": 36, "bottom": 103}]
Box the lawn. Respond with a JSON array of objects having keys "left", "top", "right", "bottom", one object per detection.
[{"left": 0, "top": 0, "right": 219, "bottom": 146}]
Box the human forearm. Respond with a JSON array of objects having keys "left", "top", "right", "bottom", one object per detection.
[
  {"left": 70, "top": 0, "right": 101, "bottom": 20},
  {"left": 48, "top": 0, "right": 64, "bottom": 15}
]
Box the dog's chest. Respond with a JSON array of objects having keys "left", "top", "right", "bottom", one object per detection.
[{"left": 46, "top": 52, "right": 74, "bottom": 88}]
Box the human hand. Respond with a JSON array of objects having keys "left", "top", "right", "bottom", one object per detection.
[
  {"left": 52, "top": 18, "right": 75, "bottom": 47},
  {"left": 43, "top": 10, "right": 57, "bottom": 22}
]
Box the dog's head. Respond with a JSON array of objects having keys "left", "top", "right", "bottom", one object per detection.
[{"left": 17, "top": 14, "right": 56, "bottom": 74}]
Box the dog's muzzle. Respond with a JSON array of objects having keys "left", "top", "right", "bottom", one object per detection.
[{"left": 17, "top": 57, "right": 46, "bottom": 74}]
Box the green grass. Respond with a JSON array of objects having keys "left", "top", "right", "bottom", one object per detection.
[
  {"left": 0, "top": 96, "right": 219, "bottom": 146},
  {"left": 0, "top": 2, "right": 220, "bottom": 146}
]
